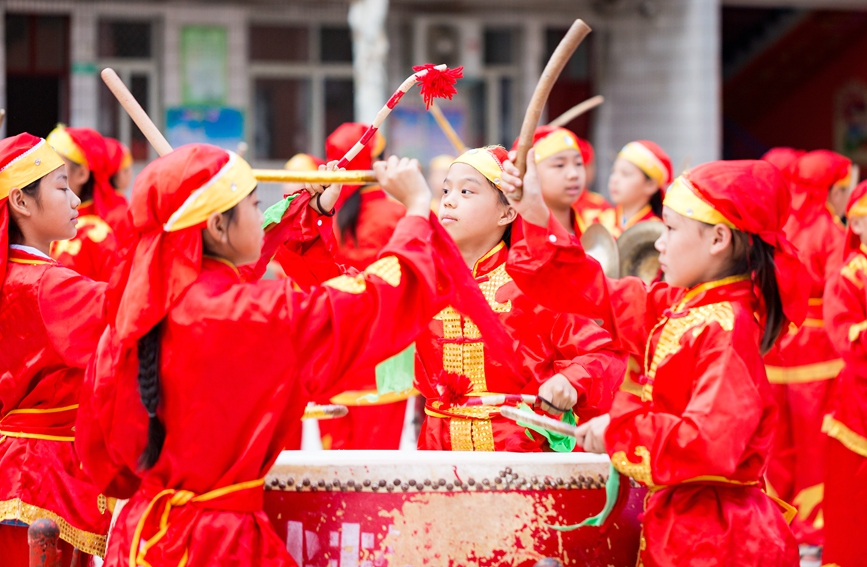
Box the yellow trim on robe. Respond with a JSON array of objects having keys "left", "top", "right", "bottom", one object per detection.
[
  {"left": 0, "top": 498, "right": 107, "bottom": 556},
  {"left": 765, "top": 360, "right": 844, "bottom": 384},
  {"left": 823, "top": 414, "right": 867, "bottom": 458},
  {"left": 664, "top": 176, "right": 737, "bottom": 229},
  {"left": 0, "top": 139, "right": 66, "bottom": 199}
]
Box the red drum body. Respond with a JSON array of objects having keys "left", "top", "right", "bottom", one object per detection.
[{"left": 264, "top": 451, "right": 644, "bottom": 567}]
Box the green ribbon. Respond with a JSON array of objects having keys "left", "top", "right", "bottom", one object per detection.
[
  {"left": 545, "top": 464, "right": 621, "bottom": 531},
  {"left": 355, "top": 344, "right": 417, "bottom": 404},
  {"left": 262, "top": 193, "right": 300, "bottom": 229},
  {"left": 516, "top": 403, "right": 577, "bottom": 453}
]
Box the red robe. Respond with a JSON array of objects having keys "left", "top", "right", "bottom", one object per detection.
[
  {"left": 414, "top": 241, "right": 625, "bottom": 451},
  {"left": 572, "top": 189, "right": 612, "bottom": 235},
  {"left": 322, "top": 185, "right": 410, "bottom": 450},
  {"left": 505, "top": 215, "right": 799, "bottom": 567},
  {"left": 76, "top": 204, "right": 445, "bottom": 567},
  {"left": 763, "top": 205, "right": 845, "bottom": 544},
  {"left": 50, "top": 201, "right": 120, "bottom": 282},
  {"left": 821, "top": 245, "right": 867, "bottom": 566},
  {"left": 594, "top": 204, "right": 660, "bottom": 239},
  {"left": 0, "top": 247, "right": 110, "bottom": 561}
]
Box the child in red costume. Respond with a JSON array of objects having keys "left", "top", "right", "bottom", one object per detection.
[
  {"left": 47, "top": 126, "right": 126, "bottom": 281},
  {"left": 820, "top": 179, "right": 867, "bottom": 567},
  {"left": 415, "top": 146, "right": 625, "bottom": 451},
  {"left": 74, "top": 146, "right": 446, "bottom": 567},
  {"left": 762, "top": 150, "right": 852, "bottom": 553},
  {"left": 499, "top": 153, "right": 804, "bottom": 566},
  {"left": 0, "top": 133, "right": 112, "bottom": 566}
]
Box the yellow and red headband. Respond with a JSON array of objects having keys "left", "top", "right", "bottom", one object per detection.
[
  {"left": 451, "top": 146, "right": 509, "bottom": 190},
  {"left": 534, "top": 128, "right": 582, "bottom": 163},
  {"left": 663, "top": 175, "right": 736, "bottom": 229},
  {"left": 0, "top": 138, "right": 66, "bottom": 200},
  {"left": 46, "top": 125, "right": 88, "bottom": 167},
  {"left": 162, "top": 151, "right": 258, "bottom": 232},
  {"left": 618, "top": 142, "right": 671, "bottom": 188}
]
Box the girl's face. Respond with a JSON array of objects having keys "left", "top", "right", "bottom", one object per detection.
[
  {"left": 536, "top": 149, "right": 585, "bottom": 211},
  {"left": 31, "top": 166, "right": 81, "bottom": 242},
  {"left": 204, "top": 190, "right": 264, "bottom": 267},
  {"left": 439, "top": 163, "right": 515, "bottom": 250},
  {"left": 656, "top": 206, "right": 729, "bottom": 289},
  {"left": 608, "top": 157, "right": 658, "bottom": 208},
  {"left": 112, "top": 164, "right": 133, "bottom": 192},
  {"left": 60, "top": 156, "right": 90, "bottom": 198}
]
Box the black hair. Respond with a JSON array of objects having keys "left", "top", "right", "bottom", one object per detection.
[
  {"left": 641, "top": 170, "right": 664, "bottom": 217},
  {"left": 109, "top": 172, "right": 122, "bottom": 191},
  {"left": 7, "top": 177, "right": 43, "bottom": 245},
  {"left": 336, "top": 188, "right": 364, "bottom": 243},
  {"left": 67, "top": 162, "right": 95, "bottom": 203},
  {"left": 137, "top": 322, "right": 165, "bottom": 470},
  {"left": 723, "top": 230, "right": 784, "bottom": 354}
]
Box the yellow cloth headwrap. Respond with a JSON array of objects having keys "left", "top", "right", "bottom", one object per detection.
[
  {"left": 163, "top": 152, "right": 258, "bottom": 232},
  {"left": 0, "top": 139, "right": 66, "bottom": 200},
  {"left": 46, "top": 125, "right": 88, "bottom": 167},
  {"left": 452, "top": 147, "right": 506, "bottom": 189},
  {"left": 284, "top": 154, "right": 319, "bottom": 172},
  {"left": 534, "top": 128, "right": 581, "bottom": 163},
  {"left": 618, "top": 142, "right": 668, "bottom": 187},
  {"left": 849, "top": 193, "right": 867, "bottom": 218},
  {"left": 663, "top": 175, "right": 736, "bottom": 228}
]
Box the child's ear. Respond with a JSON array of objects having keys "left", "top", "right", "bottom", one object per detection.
[
  {"left": 7, "top": 187, "right": 32, "bottom": 218},
  {"left": 708, "top": 224, "right": 733, "bottom": 256},
  {"left": 499, "top": 205, "right": 518, "bottom": 226},
  {"left": 204, "top": 211, "right": 229, "bottom": 244}
]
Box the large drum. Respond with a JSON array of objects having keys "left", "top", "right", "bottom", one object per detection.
[{"left": 264, "top": 451, "right": 644, "bottom": 567}]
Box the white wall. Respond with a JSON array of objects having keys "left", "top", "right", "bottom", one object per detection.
[{"left": 593, "top": 0, "right": 721, "bottom": 190}]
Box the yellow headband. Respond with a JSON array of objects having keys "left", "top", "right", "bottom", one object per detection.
[
  {"left": 535, "top": 129, "right": 581, "bottom": 163},
  {"left": 120, "top": 148, "right": 133, "bottom": 170},
  {"left": 163, "top": 152, "right": 258, "bottom": 232},
  {"left": 452, "top": 147, "right": 506, "bottom": 189},
  {"left": 849, "top": 193, "right": 867, "bottom": 218},
  {"left": 618, "top": 142, "right": 668, "bottom": 187},
  {"left": 0, "top": 139, "right": 66, "bottom": 200},
  {"left": 663, "top": 176, "right": 736, "bottom": 228},
  {"left": 46, "top": 126, "right": 88, "bottom": 167}
]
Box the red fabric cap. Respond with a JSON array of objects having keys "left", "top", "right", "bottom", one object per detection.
[
  {"left": 104, "top": 137, "right": 131, "bottom": 177},
  {"left": 111, "top": 144, "right": 232, "bottom": 343},
  {"left": 684, "top": 160, "right": 809, "bottom": 327},
  {"left": 788, "top": 150, "right": 851, "bottom": 221},
  {"left": 326, "top": 123, "right": 385, "bottom": 209},
  {"left": 64, "top": 128, "right": 129, "bottom": 232},
  {"left": 509, "top": 126, "right": 587, "bottom": 162},
  {"left": 845, "top": 180, "right": 867, "bottom": 254},
  {"left": 576, "top": 138, "right": 594, "bottom": 166},
  {"left": 761, "top": 147, "right": 804, "bottom": 182},
  {"left": 633, "top": 140, "right": 673, "bottom": 186},
  {"left": 0, "top": 133, "right": 55, "bottom": 287}
]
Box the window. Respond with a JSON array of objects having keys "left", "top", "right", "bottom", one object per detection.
[
  {"left": 97, "top": 19, "right": 160, "bottom": 161},
  {"left": 248, "top": 22, "right": 354, "bottom": 163},
  {"left": 482, "top": 27, "right": 520, "bottom": 147},
  {"left": 98, "top": 21, "right": 152, "bottom": 59},
  {"left": 484, "top": 28, "right": 517, "bottom": 66}
]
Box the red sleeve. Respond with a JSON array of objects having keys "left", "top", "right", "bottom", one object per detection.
[
  {"left": 39, "top": 266, "right": 108, "bottom": 368},
  {"left": 548, "top": 314, "right": 626, "bottom": 413},
  {"left": 605, "top": 321, "right": 764, "bottom": 485},
  {"left": 824, "top": 261, "right": 867, "bottom": 373},
  {"left": 240, "top": 192, "right": 340, "bottom": 283}
]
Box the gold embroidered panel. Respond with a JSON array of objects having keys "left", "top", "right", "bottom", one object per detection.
[
  {"left": 842, "top": 255, "right": 867, "bottom": 288},
  {"left": 323, "top": 256, "right": 403, "bottom": 295},
  {"left": 642, "top": 302, "right": 735, "bottom": 402},
  {"left": 611, "top": 446, "right": 654, "bottom": 486}
]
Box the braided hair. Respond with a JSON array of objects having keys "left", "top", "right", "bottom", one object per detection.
[{"left": 137, "top": 323, "right": 165, "bottom": 470}]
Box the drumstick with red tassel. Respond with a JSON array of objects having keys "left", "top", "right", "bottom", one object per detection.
[{"left": 336, "top": 64, "right": 464, "bottom": 169}]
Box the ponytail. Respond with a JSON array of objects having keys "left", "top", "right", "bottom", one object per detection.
[
  {"left": 137, "top": 323, "right": 165, "bottom": 470},
  {"left": 336, "top": 189, "right": 363, "bottom": 243},
  {"left": 727, "top": 232, "right": 784, "bottom": 354}
]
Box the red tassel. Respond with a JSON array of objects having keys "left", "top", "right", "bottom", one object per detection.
[
  {"left": 413, "top": 64, "right": 464, "bottom": 109},
  {"left": 434, "top": 370, "right": 473, "bottom": 407}
]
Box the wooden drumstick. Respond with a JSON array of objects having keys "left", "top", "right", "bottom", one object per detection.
[
  {"left": 101, "top": 68, "right": 173, "bottom": 157},
  {"left": 548, "top": 95, "right": 604, "bottom": 128},
  {"left": 0, "top": 109, "right": 6, "bottom": 130},
  {"left": 513, "top": 20, "right": 592, "bottom": 200},
  {"left": 500, "top": 406, "right": 580, "bottom": 438},
  {"left": 302, "top": 404, "right": 349, "bottom": 420},
  {"left": 429, "top": 102, "right": 468, "bottom": 155}
]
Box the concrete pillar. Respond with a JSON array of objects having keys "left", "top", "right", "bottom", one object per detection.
[
  {"left": 69, "top": 6, "right": 98, "bottom": 128},
  {"left": 594, "top": 0, "right": 720, "bottom": 195},
  {"left": 349, "top": 0, "right": 389, "bottom": 124}
]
